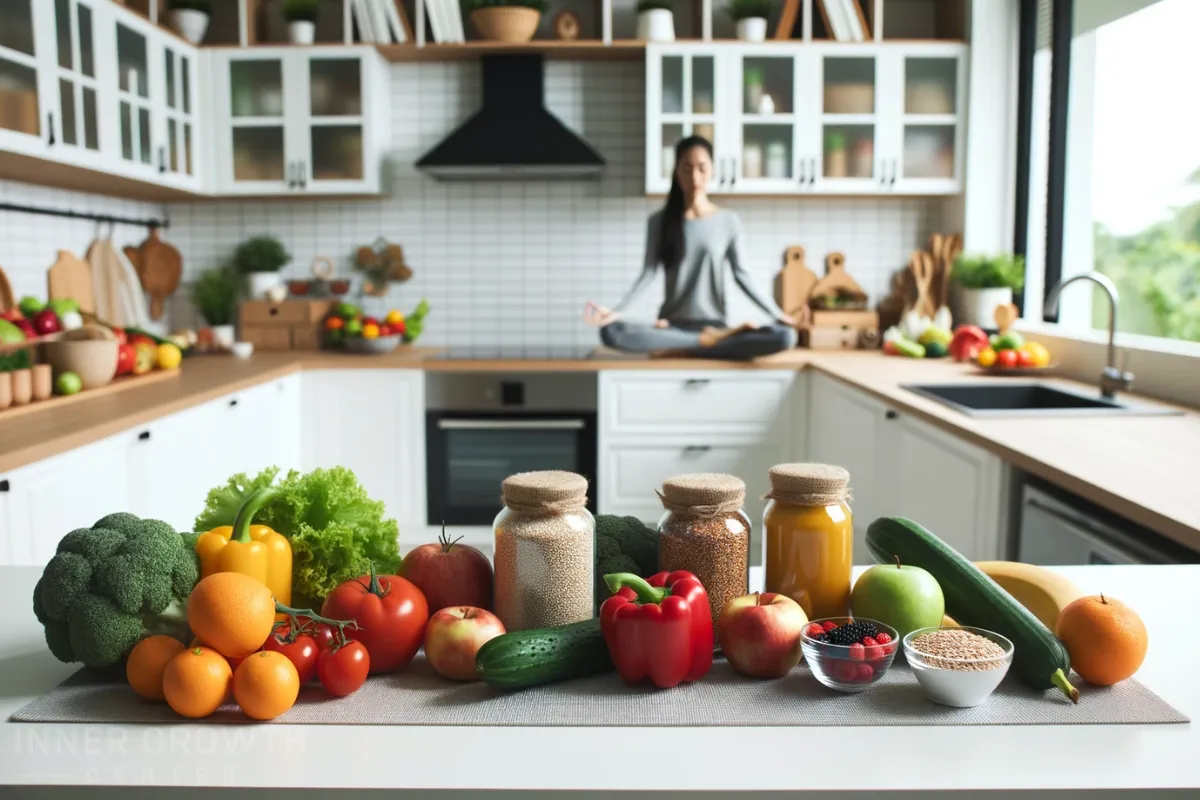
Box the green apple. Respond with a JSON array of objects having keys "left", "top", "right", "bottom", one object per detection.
[
  {"left": 344, "top": 318, "right": 363, "bottom": 336},
  {"left": 336, "top": 302, "right": 361, "bottom": 320},
  {"left": 851, "top": 556, "right": 945, "bottom": 640},
  {"left": 18, "top": 296, "right": 44, "bottom": 317},
  {"left": 56, "top": 371, "right": 83, "bottom": 396}
]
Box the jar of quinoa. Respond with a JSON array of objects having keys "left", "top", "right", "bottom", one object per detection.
[
  {"left": 656, "top": 473, "right": 750, "bottom": 640},
  {"left": 493, "top": 470, "right": 594, "bottom": 632}
]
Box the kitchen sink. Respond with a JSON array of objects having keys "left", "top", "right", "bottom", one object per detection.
[{"left": 901, "top": 382, "right": 1184, "bottom": 417}]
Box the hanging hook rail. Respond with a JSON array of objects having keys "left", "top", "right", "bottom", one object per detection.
[{"left": 0, "top": 201, "right": 169, "bottom": 230}]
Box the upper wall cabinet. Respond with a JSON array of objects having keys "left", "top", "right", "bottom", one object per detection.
[
  {"left": 0, "top": 1, "right": 58, "bottom": 158},
  {"left": 209, "top": 46, "right": 389, "bottom": 196},
  {"left": 645, "top": 42, "right": 967, "bottom": 197}
]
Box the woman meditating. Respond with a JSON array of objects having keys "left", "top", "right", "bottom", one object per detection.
[{"left": 584, "top": 135, "right": 799, "bottom": 360}]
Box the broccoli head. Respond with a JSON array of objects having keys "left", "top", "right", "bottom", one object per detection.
[
  {"left": 32, "top": 513, "right": 199, "bottom": 670},
  {"left": 594, "top": 514, "right": 660, "bottom": 612}
]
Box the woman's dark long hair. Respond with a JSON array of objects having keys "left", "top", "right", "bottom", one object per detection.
[{"left": 658, "top": 135, "right": 713, "bottom": 270}]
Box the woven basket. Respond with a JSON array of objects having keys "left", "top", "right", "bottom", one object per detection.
[{"left": 470, "top": 7, "right": 541, "bottom": 43}]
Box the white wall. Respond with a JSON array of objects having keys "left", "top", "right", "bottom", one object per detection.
[{"left": 1, "top": 61, "right": 944, "bottom": 348}]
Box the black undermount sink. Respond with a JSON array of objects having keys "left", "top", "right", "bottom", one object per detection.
[{"left": 901, "top": 382, "right": 1183, "bottom": 417}]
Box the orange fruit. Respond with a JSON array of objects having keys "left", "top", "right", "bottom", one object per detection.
[
  {"left": 1055, "top": 594, "right": 1148, "bottom": 686},
  {"left": 233, "top": 651, "right": 300, "bottom": 721},
  {"left": 187, "top": 572, "right": 276, "bottom": 659},
  {"left": 126, "top": 635, "right": 186, "bottom": 702},
  {"left": 162, "top": 647, "right": 233, "bottom": 719},
  {"left": 191, "top": 635, "right": 247, "bottom": 671}
]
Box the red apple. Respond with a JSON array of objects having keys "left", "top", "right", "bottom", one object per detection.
[
  {"left": 402, "top": 529, "right": 494, "bottom": 612},
  {"left": 15, "top": 318, "right": 36, "bottom": 339},
  {"left": 717, "top": 592, "right": 809, "bottom": 679},
  {"left": 110, "top": 327, "right": 127, "bottom": 345},
  {"left": 32, "top": 309, "right": 62, "bottom": 336},
  {"left": 423, "top": 606, "right": 505, "bottom": 681}
]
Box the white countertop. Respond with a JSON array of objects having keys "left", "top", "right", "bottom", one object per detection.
[{"left": 0, "top": 564, "right": 1196, "bottom": 797}]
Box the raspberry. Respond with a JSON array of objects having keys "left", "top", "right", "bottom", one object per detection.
[
  {"left": 874, "top": 632, "right": 893, "bottom": 645},
  {"left": 855, "top": 663, "right": 875, "bottom": 682},
  {"left": 804, "top": 623, "right": 826, "bottom": 639},
  {"left": 863, "top": 636, "right": 878, "bottom": 647},
  {"left": 848, "top": 643, "right": 865, "bottom": 661},
  {"left": 833, "top": 660, "right": 858, "bottom": 682},
  {"left": 822, "top": 621, "right": 839, "bottom": 632},
  {"left": 865, "top": 644, "right": 884, "bottom": 660}
]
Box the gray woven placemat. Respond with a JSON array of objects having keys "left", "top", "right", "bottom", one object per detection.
[{"left": 10, "top": 655, "right": 1187, "bottom": 727}]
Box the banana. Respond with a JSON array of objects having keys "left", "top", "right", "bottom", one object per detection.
[{"left": 975, "top": 561, "right": 1084, "bottom": 630}]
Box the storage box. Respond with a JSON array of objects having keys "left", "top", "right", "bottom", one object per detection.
[
  {"left": 238, "top": 300, "right": 332, "bottom": 351},
  {"left": 803, "top": 310, "right": 880, "bottom": 351}
]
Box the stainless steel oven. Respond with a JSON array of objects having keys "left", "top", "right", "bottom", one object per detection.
[{"left": 424, "top": 368, "right": 598, "bottom": 526}]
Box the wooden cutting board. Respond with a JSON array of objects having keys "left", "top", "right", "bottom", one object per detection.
[
  {"left": 0, "top": 265, "right": 14, "bottom": 312},
  {"left": 128, "top": 228, "right": 182, "bottom": 321},
  {"left": 47, "top": 250, "right": 95, "bottom": 313},
  {"left": 775, "top": 246, "right": 818, "bottom": 318}
]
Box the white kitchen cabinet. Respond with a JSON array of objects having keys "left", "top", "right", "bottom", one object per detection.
[
  {"left": 300, "top": 370, "right": 426, "bottom": 533},
  {"left": 155, "top": 34, "right": 202, "bottom": 191},
  {"left": 0, "top": 0, "right": 59, "bottom": 158},
  {"left": 45, "top": 0, "right": 109, "bottom": 172},
  {"left": 1, "top": 434, "right": 131, "bottom": 566},
  {"left": 807, "top": 371, "right": 1008, "bottom": 563},
  {"left": 644, "top": 42, "right": 967, "bottom": 196},
  {"left": 210, "top": 46, "right": 389, "bottom": 196},
  {"left": 227, "top": 374, "right": 302, "bottom": 479}
]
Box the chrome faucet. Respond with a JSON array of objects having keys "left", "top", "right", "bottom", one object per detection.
[{"left": 1045, "top": 272, "right": 1133, "bottom": 399}]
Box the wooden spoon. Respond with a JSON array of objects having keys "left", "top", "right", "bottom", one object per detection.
[
  {"left": 994, "top": 303, "right": 1019, "bottom": 334},
  {"left": 910, "top": 251, "right": 936, "bottom": 318}
]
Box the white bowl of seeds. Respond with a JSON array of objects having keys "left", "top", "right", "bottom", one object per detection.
[{"left": 903, "top": 626, "right": 1014, "bottom": 708}]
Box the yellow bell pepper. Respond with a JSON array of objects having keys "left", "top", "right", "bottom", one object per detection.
[{"left": 195, "top": 487, "right": 292, "bottom": 606}]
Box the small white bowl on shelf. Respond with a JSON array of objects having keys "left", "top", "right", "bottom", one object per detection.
[{"left": 230, "top": 342, "right": 254, "bottom": 359}]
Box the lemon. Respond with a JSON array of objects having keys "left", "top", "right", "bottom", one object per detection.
[
  {"left": 1022, "top": 341, "right": 1051, "bottom": 368},
  {"left": 918, "top": 327, "right": 953, "bottom": 347},
  {"left": 976, "top": 347, "right": 997, "bottom": 368},
  {"left": 156, "top": 342, "right": 182, "bottom": 370}
]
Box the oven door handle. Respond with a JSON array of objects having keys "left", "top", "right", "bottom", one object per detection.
[{"left": 436, "top": 419, "right": 586, "bottom": 431}]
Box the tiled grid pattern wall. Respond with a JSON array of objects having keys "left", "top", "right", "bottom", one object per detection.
[{"left": 2, "top": 60, "right": 944, "bottom": 347}]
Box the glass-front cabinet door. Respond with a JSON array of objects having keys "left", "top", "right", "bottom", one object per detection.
[
  {"left": 728, "top": 47, "right": 814, "bottom": 193},
  {"left": 216, "top": 51, "right": 293, "bottom": 193},
  {"left": 890, "top": 46, "right": 966, "bottom": 193},
  {"left": 50, "top": 0, "right": 103, "bottom": 166},
  {"left": 113, "top": 15, "right": 157, "bottom": 177},
  {"left": 158, "top": 39, "right": 199, "bottom": 188},
  {"left": 0, "top": 0, "right": 54, "bottom": 155},
  {"left": 645, "top": 46, "right": 724, "bottom": 195},
  {"left": 299, "top": 53, "right": 372, "bottom": 193},
  {"left": 811, "top": 49, "right": 883, "bottom": 193}
]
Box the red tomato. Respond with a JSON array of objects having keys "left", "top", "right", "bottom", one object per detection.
[
  {"left": 996, "top": 349, "right": 1019, "bottom": 369},
  {"left": 111, "top": 327, "right": 127, "bottom": 345},
  {"left": 883, "top": 340, "right": 899, "bottom": 355},
  {"left": 318, "top": 641, "right": 370, "bottom": 696},
  {"left": 115, "top": 343, "right": 136, "bottom": 376},
  {"left": 309, "top": 622, "right": 337, "bottom": 651},
  {"left": 1016, "top": 349, "right": 1035, "bottom": 368},
  {"left": 264, "top": 625, "right": 320, "bottom": 683},
  {"left": 320, "top": 572, "right": 429, "bottom": 673}
]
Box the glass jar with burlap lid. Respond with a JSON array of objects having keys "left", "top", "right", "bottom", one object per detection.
[
  {"left": 763, "top": 463, "right": 853, "bottom": 620},
  {"left": 493, "top": 470, "right": 595, "bottom": 632},
  {"left": 656, "top": 473, "right": 750, "bottom": 639}
]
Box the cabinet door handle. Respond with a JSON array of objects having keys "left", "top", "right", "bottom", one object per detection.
[
  {"left": 683, "top": 378, "right": 710, "bottom": 387},
  {"left": 138, "top": 430, "right": 151, "bottom": 441},
  {"left": 729, "top": 159, "right": 737, "bottom": 188},
  {"left": 0, "top": 479, "right": 9, "bottom": 492},
  {"left": 797, "top": 158, "right": 806, "bottom": 185},
  {"left": 298, "top": 161, "right": 307, "bottom": 189},
  {"left": 158, "top": 146, "right": 167, "bottom": 173},
  {"left": 683, "top": 445, "right": 712, "bottom": 454},
  {"left": 889, "top": 159, "right": 897, "bottom": 187},
  {"left": 47, "top": 113, "right": 55, "bottom": 146},
  {"left": 809, "top": 157, "right": 816, "bottom": 186},
  {"left": 885, "top": 410, "right": 898, "bottom": 420},
  {"left": 228, "top": 398, "right": 239, "bottom": 407},
  {"left": 287, "top": 162, "right": 297, "bottom": 189}
]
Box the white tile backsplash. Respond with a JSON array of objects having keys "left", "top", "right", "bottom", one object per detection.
[{"left": 1, "top": 59, "right": 943, "bottom": 348}]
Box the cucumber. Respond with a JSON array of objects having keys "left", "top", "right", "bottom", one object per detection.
[
  {"left": 866, "top": 517, "right": 1079, "bottom": 703},
  {"left": 474, "top": 618, "right": 613, "bottom": 689}
]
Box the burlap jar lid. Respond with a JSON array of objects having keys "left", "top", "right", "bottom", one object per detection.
[
  {"left": 765, "top": 463, "right": 851, "bottom": 506},
  {"left": 502, "top": 470, "right": 588, "bottom": 514},
  {"left": 658, "top": 473, "right": 746, "bottom": 517}
]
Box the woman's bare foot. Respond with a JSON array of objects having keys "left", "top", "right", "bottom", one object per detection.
[{"left": 698, "top": 322, "right": 757, "bottom": 347}]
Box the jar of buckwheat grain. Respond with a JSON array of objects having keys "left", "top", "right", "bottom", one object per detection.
[
  {"left": 493, "top": 470, "right": 594, "bottom": 632},
  {"left": 657, "top": 473, "right": 750, "bottom": 642}
]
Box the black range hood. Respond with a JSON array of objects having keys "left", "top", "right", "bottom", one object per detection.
[{"left": 415, "top": 55, "right": 605, "bottom": 181}]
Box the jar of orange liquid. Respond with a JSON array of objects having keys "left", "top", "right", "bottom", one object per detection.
[{"left": 763, "top": 463, "right": 853, "bottom": 620}]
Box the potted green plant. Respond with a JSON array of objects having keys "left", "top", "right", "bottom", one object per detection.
[
  {"left": 637, "top": 1, "right": 675, "bottom": 42},
  {"left": 169, "top": 0, "right": 211, "bottom": 45},
  {"left": 467, "top": 0, "right": 546, "bottom": 43},
  {"left": 952, "top": 253, "right": 1026, "bottom": 327},
  {"left": 192, "top": 266, "right": 241, "bottom": 348},
  {"left": 729, "top": 0, "right": 772, "bottom": 42},
  {"left": 283, "top": 0, "right": 319, "bottom": 44},
  {"left": 234, "top": 236, "right": 291, "bottom": 300}
]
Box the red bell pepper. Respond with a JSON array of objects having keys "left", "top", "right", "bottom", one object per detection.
[{"left": 599, "top": 571, "right": 713, "bottom": 689}]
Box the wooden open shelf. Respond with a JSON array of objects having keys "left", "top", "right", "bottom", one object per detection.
[
  {"left": 0, "top": 368, "right": 181, "bottom": 421},
  {"left": 378, "top": 39, "right": 646, "bottom": 63}
]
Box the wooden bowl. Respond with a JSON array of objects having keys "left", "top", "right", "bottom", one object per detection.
[{"left": 41, "top": 334, "right": 119, "bottom": 389}]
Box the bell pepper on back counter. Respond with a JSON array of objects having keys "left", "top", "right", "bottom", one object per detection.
[
  {"left": 194, "top": 487, "right": 292, "bottom": 606},
  {"left": 600, "top": 571, "right": 713, "bottom": 689}
]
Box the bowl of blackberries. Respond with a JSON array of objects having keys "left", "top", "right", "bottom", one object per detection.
[{"left": 801, "top": 617, "right": 899, "bottom": 693}]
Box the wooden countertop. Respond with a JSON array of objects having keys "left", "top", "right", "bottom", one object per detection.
[{"left": 2, "top": 347, "right": 1197, "bottom": 553}]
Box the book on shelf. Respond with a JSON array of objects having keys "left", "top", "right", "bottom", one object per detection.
[
  {"left": 382, "top": 0, "right": 411, "bottom": 43},
  {"left": 775, "top": 0, "right": 800, "bottom": 40},
  {"left": 426, "top": 0, "right": 449, "bottom": 44},
  {"left": 817, "top": 0, "right": 846, "bottom": 41},
  {"left": 351, "top": 0, "right": 377, "bottom": 42},
  {"left": 366, "top": 0, "right": 391, "bottom": 43},
  {"left": 845, "top": 0, "right": 871, "bottom": 41}
]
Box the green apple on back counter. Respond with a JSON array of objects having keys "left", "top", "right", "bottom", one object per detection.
[{"left": 851, "top": 555, "right": 945, "bottom": 639}]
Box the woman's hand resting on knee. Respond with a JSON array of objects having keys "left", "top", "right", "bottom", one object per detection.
[{"left": 583, "top": 302, "right": 620, "bottom": 327}]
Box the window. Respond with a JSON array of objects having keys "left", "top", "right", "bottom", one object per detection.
[{"left": 1016, "top": 0, "right": 1200, "bottom": 344}]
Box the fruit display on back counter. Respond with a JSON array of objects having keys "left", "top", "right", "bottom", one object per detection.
[{"left": 322, "top": 298, "right": 430, "bottom": 349}]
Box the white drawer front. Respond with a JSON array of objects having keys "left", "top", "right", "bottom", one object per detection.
[{"left": 601, "top": 370, "right": 795, "bottom": 438}]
